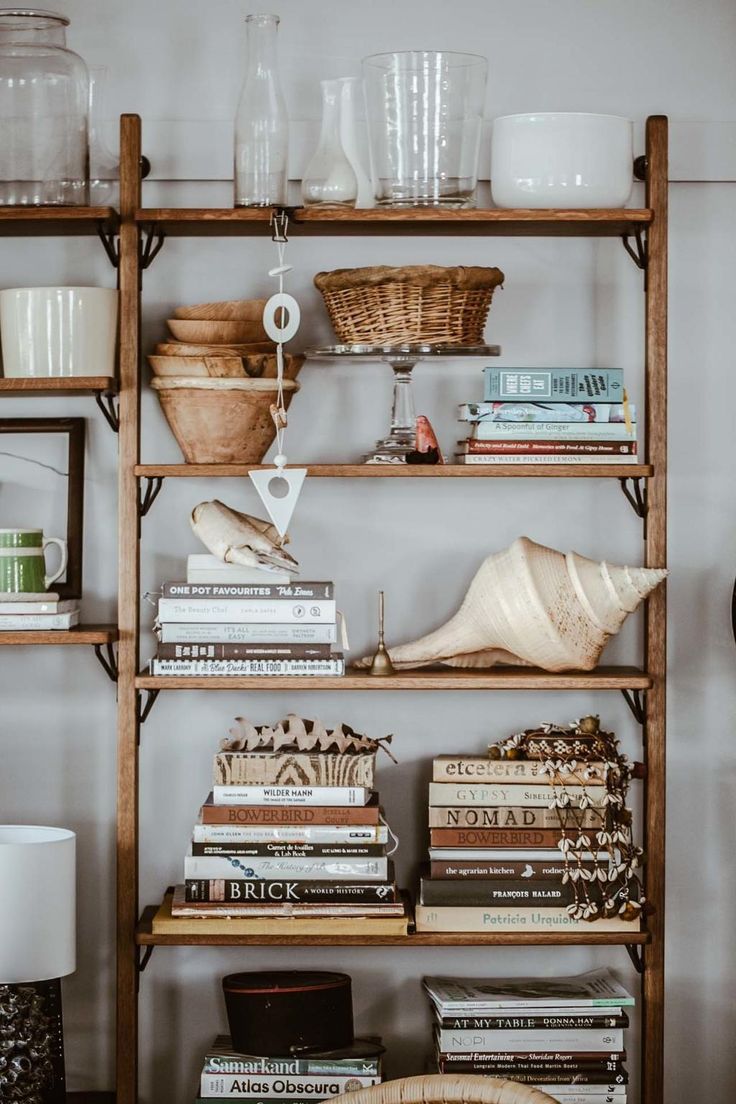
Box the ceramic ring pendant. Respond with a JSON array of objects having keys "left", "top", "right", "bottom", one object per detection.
[{"left": 263, "top": 293, "right": 300, "bottom": 345}]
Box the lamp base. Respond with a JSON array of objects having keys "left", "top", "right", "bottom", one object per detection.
[{"left": 0, "top": 979, "right": 65, "bottom": 1104}]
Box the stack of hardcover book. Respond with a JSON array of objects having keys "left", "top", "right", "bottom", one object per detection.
[
  {"left": 456, "top": 367, "right": 637, "bottom": 465},
  {"left": 424, "top": 969, "right": 632, "bottom": 1104},
  {"left": 152, "top": 715, "right": 408, "bottom": 936},
  {"left": 149, "top": 569, "right": 344, "bottom": 677},
  {"left": 414, "top": 754, "right": 639, "bottom": 934},
  {"left": 196, "top": 1034, "right": 383, "bottom": 1104},
  {"left": 0, "top": 593, "right": 79, "bottom": 631}
]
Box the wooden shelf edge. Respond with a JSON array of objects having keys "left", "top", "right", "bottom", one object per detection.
[
  {"left": 0, "top": 376, "right": 118, "bottom": 396},
  {"left": 135, "top": 666, "right": 651, "bottom": 691},
  {"left": 0, "top": 623, "right": 118, "bottom": 645},
  {"left": 0, "top": 207, "right": 118, "bottom": 235},
  {"left": 134, "top": 463, "right": 653, "bottom": 480}
]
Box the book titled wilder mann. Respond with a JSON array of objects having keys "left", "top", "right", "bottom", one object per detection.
[{"left": 200, "top": 794, "right": 381, "bottom": 825}]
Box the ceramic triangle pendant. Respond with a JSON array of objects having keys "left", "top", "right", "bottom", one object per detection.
[{"left": 249, "top": 463, "right": 307, "bottom": 539}]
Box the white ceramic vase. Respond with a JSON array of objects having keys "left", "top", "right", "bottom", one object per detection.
[
  {"left": 0, "top": 286, "right": 118, "bottom": 377},
  {"left": 491, "top": 113, "right": 633, "bottom": 209}
]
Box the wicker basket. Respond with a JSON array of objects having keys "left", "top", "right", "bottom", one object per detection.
[
  {"left": 313, "top": 265, "right": 504, "bottom": 346},
  {"left": 329, "top": 1074, "right": 559, "bottom": 1104}
]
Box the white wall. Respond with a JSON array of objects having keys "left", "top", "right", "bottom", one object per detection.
[{"left": 1, "top": 2, "right": 735, "bottom": 1103}]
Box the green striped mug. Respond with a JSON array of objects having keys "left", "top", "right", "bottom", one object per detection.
[{"left": 0, "top": 529, "right": 68, "bottom": 593}]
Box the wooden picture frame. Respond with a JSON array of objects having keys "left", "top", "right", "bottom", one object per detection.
[{"left": 0, "top": 417, "right": 85, "bottom": 599}]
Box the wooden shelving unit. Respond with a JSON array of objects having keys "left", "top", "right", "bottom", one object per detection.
[
  {"left": 117, "top": 113, "right": 668, "bottom": 1104},
  {"left": 0, "top": 377, "right": 118, "bottom": 397},
  {"left": 0, "top": 624, "right": 117, "bottom": 646},
  {"left": 0, "top": 205, "right": 118, "bottom": 235}
]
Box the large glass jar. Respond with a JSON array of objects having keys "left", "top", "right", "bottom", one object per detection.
[
  {"left": 234, "top": 13, "right": 288, "bottom": 207},
  {"left": 0, "top": 9, "right": 89, "bottom": 206},
  {"left": 363, "top": 50, "right": 487, "bottom": 208}
]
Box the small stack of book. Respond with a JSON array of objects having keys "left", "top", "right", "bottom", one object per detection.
[
  {"left": 152, "top": 715, "right": 408, "bottom": 936},
  {"left": 0, "top": 593, "right": 79, "bottom": 631},
  {"left": 149, "top": 558, "right": 344, "bottom": 677},
  {"left": 414, "top": 754, "right": 640, "bottom": 934},
  {"left": 456, "top": 367, "right": 637, "bottom": 465},
  {"left": 196, "top": 1034, "right": 383, "bottom": 1104},
  {"left": 424, "top": 969, "right": 632, "bottom": 1104}
]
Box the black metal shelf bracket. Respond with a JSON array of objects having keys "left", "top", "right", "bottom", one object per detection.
[
  {"left": 140, "top": 222, "right": 166, "bottom": 269},
  {"left": 94, "top": 642, "right": 118, "bottom": 682},
  {"left": 97, "top": 218, "right": 120, "bottom": 268},
  {"left": 138, "top": 476, "right": 164, "bottom": 517},
  {"left": 621, "top": 688, "right": 646, "bottom": 726},
  {"left": 621, "top": 226, "right": 647, "bottom": 271},
  {"left": 619, "top": 476, "right": 647, "bottom": 519},
  {"left": 633, "top": 155, "right": 647, "bottom": 182},
  {"left": 137, "top": 946, "right": 155, "bottom": 974},
  {"left": 95, "top": 391, "right": 120, "bottom": 433},
  {"left": 137, "top": 688, "right": 160, "bottom": 725},
  {"left": 625, "top": 943, "right": 644, "bottom": 974}
]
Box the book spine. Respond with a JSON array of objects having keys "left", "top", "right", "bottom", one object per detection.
[
  {"left": 159, "top": 622, "right": 338, "bottom": 644},
  {"left": 415, "top": 906, "right": 639, "bottom": 933},
  {"left": 184, "top": 879, "right": 396, "bottom": 903},
  {"left": 0, "top": 611, "right": 79, "bottom": 629},
  {"left": 437, "top": 1057, "right": 625, "bottom": 1073},
  {"left": 203, "top": 1057, "right": 380, "bottom": 1076},
  {"left": 439, "top": 1014, "right": 629, "bottom": 1030},
  {"left": 211, "top": 785, "right": 369, "bottom": 807},
  {"left": 164, "top": 582, "right": 333, "bottom": 599},
  {"left": 201, "top": 804, "right": 381, "bottom": 826},
  {"left": 436, "top": 1064, "right": 627, "bottom": 1084},
  {"left": 432, "top": 758, "right": 608, "bottom": 783},
  {"left": 184, "top": 855, "right": 388, "bottom": 880},
  {"left": 429, "top": 860, "right": 596, "bottom": 879},
  {"left": 482, "top": 368, "right": 625, "bottom": 402},
  {"left": 438, "top": 1028, "right": 624, "bottom": 1051},
  {"left": 468, "top": 422, "right": 635, "bottom": 441},
  {"left": 192, "top": 824, "right": 388, "bottom": 844},
  {"left": 459, "top": 401, "right": 633, "bottom": 423},
  {"left": 151, "top": 658, "right": 345, "bottom": 676},
  {"left": 462, "top": 440, "right": 636, "bottom": 455},
  {"left": 529, "top": 1095, "right": 626, "bottom": 1104},
  {"left": 429, "top": 828, "right": 566, "bottom": 847},
  {"left": 420, "top": 877, "right": 575, "bottom": 907},
  {"left": 427, "top": 807, "right": 603, "bottom": 829},
  {"left": 192, "top": 842, "right": 386, "bottom": 858},
  {"left": 157, "top": 598, "right": 336, "bottom": 623},
  {"left": 0, "top": 599, "right": 75, "bottom": 614},
  {"left": 157, "top": 643, "right": 333, "bottom": 659},
  {"left": 214, "top": 752, "right": 375, "bottom": 788},
  {"left": 455, "top": 453, "right": 638, "bottom": 465},
  {"left": 429, "top": 783, "right": 605, "bottom": 807},
  {"left": 199, "top": 1075, "right": 379, "bottom": 1098}
]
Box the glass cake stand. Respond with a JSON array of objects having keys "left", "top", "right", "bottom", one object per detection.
[{"left": 306, "top": 343, "right": 501, "bottom": 463}]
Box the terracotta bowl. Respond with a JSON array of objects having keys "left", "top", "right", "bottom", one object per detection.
[
  {"left": 155, "top": 341, "right": 276, "bottom": 356},
  {"left": 148, "top": 353, "right": 304, "bottom": 380},
  {"left": 151, "top": 377, "right": 300, "bottom": 464},
  {"left": 172, "top": 298, "right": 268, "bottom": 322},
  {"left": 167, "top": 318, "right": 269, "bottom": 344}
]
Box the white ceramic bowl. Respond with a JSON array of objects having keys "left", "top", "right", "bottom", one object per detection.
[
  {"left": 491, "top": 113, "right": 633, "bottom": 209},
  {"left": 0, "top": 286, "right": 118, "bottom": 378}
]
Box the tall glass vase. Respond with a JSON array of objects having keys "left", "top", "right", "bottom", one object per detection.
[
  {"left": 234, "top": 13, "right": 288, "bottom": 207},
  {"left": 302, "top": 79, "right": 357, "bottom": 207}
]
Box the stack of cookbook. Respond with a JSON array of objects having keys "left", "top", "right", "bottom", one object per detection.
[
  {"left": 151, "top": 713, "right": 407, "bottom": 936},
  {"left": 0, "top": 593, "right": 79, "bottom": 631},
  {"left": 424, "top": 969, "right": 632, "bottom": 1104}
]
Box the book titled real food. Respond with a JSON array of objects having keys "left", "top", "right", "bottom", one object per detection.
[
  {"left": 149, "top": 656, "right": 345, "bottom": 676},
  {"left": 482, "top": 368, "right": 625, "bottom": 402},
  {"left": 157, "top": 597, "right": 336, "bottom": 623}
]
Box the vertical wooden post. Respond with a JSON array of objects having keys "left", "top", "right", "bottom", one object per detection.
[
  {"left": 116, "top": 113, "right": 142, "bottom": 1104},
  {"left": 642, "top": 114, "right": 668, "bottom": 1104}
]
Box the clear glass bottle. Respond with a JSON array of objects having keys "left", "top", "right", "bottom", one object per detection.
[
  {"left": 302, "top": 79, "right": 357, "bottom": 207},
  {"left": 234, "top": 13, "right": 288, "bottom": 207},
  {"left": 0, "top": 9, "right": 89, "bottom": 206}
]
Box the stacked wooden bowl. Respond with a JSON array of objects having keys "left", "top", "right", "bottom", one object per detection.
[{"left": 149, "top": 298, "right": 303, "bottom": 464}]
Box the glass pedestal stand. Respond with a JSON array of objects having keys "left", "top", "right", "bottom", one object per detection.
[{"left": 306, "top": 343, "right": 500, "bottom": 463}]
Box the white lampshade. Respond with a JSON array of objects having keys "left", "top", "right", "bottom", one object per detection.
[{"left": 0, "top": 826, "right": 76, "bottom": 983}]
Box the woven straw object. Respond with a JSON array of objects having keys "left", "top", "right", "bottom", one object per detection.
[
  {"left": 314, "top": 265, "right": 504, "bottom": 345},
  {"left": 330, "top": 1074, "right": 558, "bottom": 1104}
]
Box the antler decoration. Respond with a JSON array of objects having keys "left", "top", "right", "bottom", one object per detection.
[
  {"left": 489, "top": 715, "right": 645, "bottom": 923},
  {"left": 224, "top": 713, "right": 397, "bottom": 762}
]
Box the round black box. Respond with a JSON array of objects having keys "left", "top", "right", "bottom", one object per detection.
[{"left": 222, "top": 971, "right": 354, "bottom": 1056}]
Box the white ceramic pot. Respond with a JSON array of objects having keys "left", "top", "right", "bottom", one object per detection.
[
  {"left": 0, "top": 286, "right": 118, "bottom": 378},
  {"left": 491, "top": 113, "right": 633, "bottom": 209}
]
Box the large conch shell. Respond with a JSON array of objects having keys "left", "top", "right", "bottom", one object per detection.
[
  {"left": 191, "top": 499, "right": 299, "bottom": 574},
  {"left": 357, "top": 536, "right": 666, "bottom": 672}
]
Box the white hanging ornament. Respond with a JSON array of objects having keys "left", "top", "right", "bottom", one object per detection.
[{"left": 249, "top": 214, "right": 307, "bottom": 542}]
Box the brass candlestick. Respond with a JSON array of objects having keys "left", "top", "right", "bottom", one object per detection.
[{"left": 369, "top": 590, "right": 395, "bottom": 677}]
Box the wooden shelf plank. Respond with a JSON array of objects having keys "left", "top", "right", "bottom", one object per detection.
[
  {"left": 135, "top": 206, "right": 652, "bottom": 238},
  {"left": 0, "top": 377, "right": 118, "bottom": 397},
  {"left": 136, "top": 666, "right": 651, "bottom": 692},
  {"left": 135, "top": 462, "right": 653, "bottom": 480},
  {"left": 0, "top": 624, "right": 118, "bottom": 646},
  {"left": 0, "top": 207, "right": 118, "bottom": 235}
]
